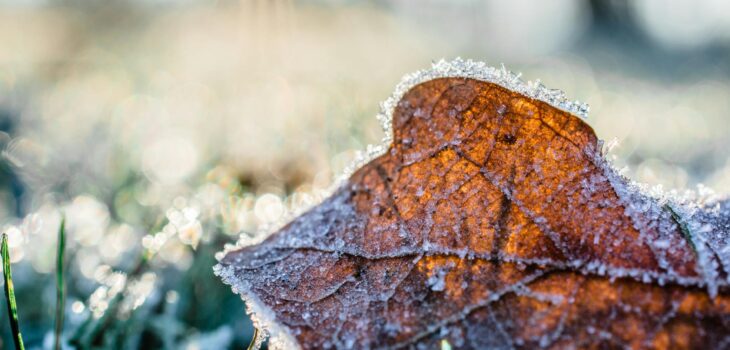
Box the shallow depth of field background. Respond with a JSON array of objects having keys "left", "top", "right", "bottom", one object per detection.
[{"left": 1, "top": 0, "right": 730, "bottom": 348}]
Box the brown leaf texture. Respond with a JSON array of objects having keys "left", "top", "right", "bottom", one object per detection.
[{"left": 217, "top": 76, "right": 730, "bottom": 349}]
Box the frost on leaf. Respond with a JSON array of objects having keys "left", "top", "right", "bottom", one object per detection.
[{"left": 216, "top": 70, "right": 730, "bottom": 349}]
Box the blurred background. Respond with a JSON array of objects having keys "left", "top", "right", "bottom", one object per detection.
[{"left": 0, "top": 0, "right": 729, "bottom": 348}]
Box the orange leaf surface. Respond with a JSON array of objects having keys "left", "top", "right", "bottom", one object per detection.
[{"left": 216, "top": 61, "right": 730, "bottom": 349}]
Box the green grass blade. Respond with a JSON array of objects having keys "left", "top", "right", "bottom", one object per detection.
[
  {"left": 2, "top": 233, "right": 25, "bottom": 350},
  {"left": 54, "top": 217, "right": 66, "bottom": 350}
]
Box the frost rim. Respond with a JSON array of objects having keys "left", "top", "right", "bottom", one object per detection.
[
  {"left": 377, "top": 58, "right": 590, "bottom": 144},
  {"left": 213, "top": 263, "right": 302, "bottom": 350}
]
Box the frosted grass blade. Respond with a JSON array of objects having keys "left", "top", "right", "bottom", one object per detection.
[
  {"left": 55, "top": 217, "right": 66, "bottom": 350},
  {"left": 2, "top": 233, "right": 25, "bottom": 350}
]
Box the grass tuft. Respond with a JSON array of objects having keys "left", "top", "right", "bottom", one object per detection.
[{"left": 2, "top": 233, "right": 25, "bottom": 350}]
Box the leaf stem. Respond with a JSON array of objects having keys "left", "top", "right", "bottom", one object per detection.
[
  {"left": 247, "top": 327, "right": 259, "bottom": 350},
  {"left": 2, "top": 233, "right": 25, "bottom": 350}
]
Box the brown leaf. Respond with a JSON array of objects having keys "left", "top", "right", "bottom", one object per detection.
[{"left": 217, "top": 68, "right": 730, "bottom": 349}]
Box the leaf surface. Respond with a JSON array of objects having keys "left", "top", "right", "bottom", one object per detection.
[{"left": 218, "top": 76, "right": 730, "bottom": 349}]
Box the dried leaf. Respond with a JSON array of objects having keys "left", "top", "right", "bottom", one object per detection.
[{"left": 217, "top": 62, "right": 730, "bottom": 349}]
